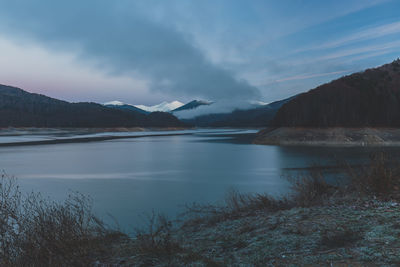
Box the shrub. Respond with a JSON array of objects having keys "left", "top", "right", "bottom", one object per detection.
[
  {"left": 134, "top": 212, "right": 178, "bottom": 255},
  {"left": 345, "top": 152, "right": 400, "bottom": 198},
  {"left": 133, "top": 212, "right": 183, "bottom": 266},
  {"left": 222, "top": 188, "right": 292, "bottom": 214},
  {"left": 182, "top": 189, "right": 293, "bottom": 226},
  {"left": 289, "top": 168, "right": 339, "bottom": 207},
  {"left": 0, "top": 174, "right": 21, "bottom": 266},
  {"left": 0, "top": 173, "right": 124, "bottom": 267}
]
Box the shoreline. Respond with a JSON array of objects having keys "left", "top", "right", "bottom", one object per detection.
[
  {"left": 254, "top": 127, "right": 400, "bottom": 146},
  {"left": 0, "top": 128, "right": 258, "bottom": 147},
  {"left": 0, "top": 132, "right": 194, "bottom": 147},
  {"left": 0, "top": 126, "right": 190, "bottom": 134}
]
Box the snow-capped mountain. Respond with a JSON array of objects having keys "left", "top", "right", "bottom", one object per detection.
[
  {"left": 103, "top": 101, "right": 126, "bottom": 106},
  {"left": 103, "top": 100, "right": 184, "bottom": 113},
  {"left": 135, "top": 101, "right": 184, "bottom": 112},
  {"left": 173, "top": 100, "right": 212, "bottom": 112},
  {"left": 250, "top": 100, "right": 269, "bottom": 106},
  {"left": 103, "top": 101, "right": 150, "bottom": 114}
]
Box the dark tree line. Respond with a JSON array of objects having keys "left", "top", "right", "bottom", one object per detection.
[
  {"left": 272, "top": 59, "right": 400, "bottom": 127},
  {"left": 0, "top": 85, "right": 185, "bottom": 128}
]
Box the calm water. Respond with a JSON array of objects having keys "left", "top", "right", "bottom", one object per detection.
[{"left": 0, "top": 129, "right": 397, "bottom": 232}]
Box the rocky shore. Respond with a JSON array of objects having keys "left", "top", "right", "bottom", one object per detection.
[
  {"left": 103, "top": 197, "right": 400, "bottom": 266},
  {"left": 254, "top": 127, "right": 400, "bottom": 146},
  {"left": 98, "top": 153, "right": 400, "bottom": 266}
]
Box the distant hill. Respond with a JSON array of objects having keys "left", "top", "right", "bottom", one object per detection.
[
  {"left": 184, "top": 97, "right": 295, "bottom": 127},
  {"left": 0, "top": 84, "right": 185, "bottom": 128},
  {"left": 173, "top": 100, "right": 211, "bottom": 112},
  {"left": 272, "top": 59, "right": 400, "bottom": 127}
]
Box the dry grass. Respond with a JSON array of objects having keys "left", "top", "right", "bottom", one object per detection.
[
  {"left": 181, "top": 189, "right": 294, "bottom": 227},
  {"left": 345, "top": 152, "right": 400, "bottom": 198},
  {"left": 134, "top": 212, "right": 179, "bottom": 256},
  {"left": 182, "top": 152, "right": 400, "bottom": 226},
  {"left": 181, "top": 169, "right": 340, "bottom": 226},
  {"left": 0, "top": 173, "right": 125, "bottom": 267},
  {"left": 132, "top": 212, "right": 221, "bottom": 266},
  {"left": 288, "top": 168, "right": 340, "bottom": 207}
]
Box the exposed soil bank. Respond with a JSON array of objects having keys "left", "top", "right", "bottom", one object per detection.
[{"left": 254, "top": 127, "right": 400, "bottom": 146}]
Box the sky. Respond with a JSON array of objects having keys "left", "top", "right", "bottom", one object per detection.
[{"left": 0, "top": 0, "right": 399, "bottom": 106}]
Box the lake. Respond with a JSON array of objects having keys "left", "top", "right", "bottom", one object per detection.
[{"left": 0, "top": 129, "right": 396, "bottom": 232}]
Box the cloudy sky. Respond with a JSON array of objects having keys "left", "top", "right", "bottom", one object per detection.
[{"left": 0, "top": 0, "right": 399, "bottom": 105}]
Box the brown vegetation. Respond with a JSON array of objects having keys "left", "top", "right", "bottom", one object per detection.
[
  {"left": 0, "top": 173, "right": 125, "bottom": 267},
  {"left": 345, "top": 152, "right": 400, "bottom": 198},
  {"left": 182, "top": 152, "right": 400, "bottom": 227}
]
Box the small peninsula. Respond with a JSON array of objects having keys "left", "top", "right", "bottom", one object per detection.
[{"left": 256, "top": 59, "right": 400, "bottom": 146}]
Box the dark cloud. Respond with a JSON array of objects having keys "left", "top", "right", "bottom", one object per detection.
[{"left": 0, "top": 0, "right": 260, "bottom": 101}]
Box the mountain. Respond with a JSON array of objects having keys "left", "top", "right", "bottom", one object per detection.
[
  {"left": 184, "top": 96, "right": 295, "bottom": 127},
  {"left": 0, "top": 84, "right": 185, "bottom": 128},
  {"left": 104, "top": 101, "right": 150, "bottom": 114},
  {"left": 272, "top": 59, "right": 400, "bottom": 127},
  {"left": 173, "top": 100, "right": 212, "bottom": 112},
  {"left": 250, "top": 101, "right": 269, "bottom": 106},
  {"left": 135, "top": 101, "right": 184, "bottom": 112}
]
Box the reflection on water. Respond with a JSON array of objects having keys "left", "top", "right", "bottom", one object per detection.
[{"left": 0, "top": 129, "right": 398, "bottom": 231}]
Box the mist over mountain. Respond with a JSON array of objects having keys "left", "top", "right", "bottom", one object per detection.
[
  {"left": 182, "top": 97, "right": 295, "bottom": 127},
  {"left": 272, "top": 59, "right": 400, "bottom": 127},
  {"left": 0, "top": 84, "right": 185, "bottom": 128},
  {"left": 173, "top": 100, "right": 212, "bottom": 112},
  {"left": 103, "top": 96, "right": 291, "bottom": 128}
]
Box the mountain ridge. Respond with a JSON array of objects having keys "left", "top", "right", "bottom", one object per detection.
[
  {"left": 173, "top": 100, "right": 212, "bottom": 112},
  {"left": 0, "top": 84, "right": 185, "bottom": 128},
  {"left": 272, "top": 59, "right": 400, "bottom": 127},
  {"left": 104, "top": 101, "right": 150, "bottom": 115}
]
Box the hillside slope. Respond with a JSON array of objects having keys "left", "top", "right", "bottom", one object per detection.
[
  {"left": 104, "top": 101, "right": 150, "bottom": 115},
  {"left": 272, "top": 59, "right": 400, "bottom": 127},
  {"left": 173, "top": 100, "right": 211, "bottom": 112},
  {"left": 0, "top": 84, "right": 185, "bottom": 128}
]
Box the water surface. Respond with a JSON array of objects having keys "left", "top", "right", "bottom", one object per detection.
[{"left": 0, "top": 129, "right": 396, "bottom": 231}]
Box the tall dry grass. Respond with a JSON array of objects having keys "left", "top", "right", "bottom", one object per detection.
[
  {"left": 345, "top": 152, "right": 400, "bottom": 198},
  {"left": 0, "top": 173, "right": 124, "bottom": 267},
  {"left": 182, "top": 152, "right": 400, "bottom": 226}
]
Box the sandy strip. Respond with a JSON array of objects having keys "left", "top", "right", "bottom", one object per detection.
[{"left": 0, "top": 133, "right": 193, "bottom": 147}]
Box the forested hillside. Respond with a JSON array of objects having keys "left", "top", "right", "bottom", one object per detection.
[
  {"left": 272, "top": 59, "right": 400, "bottom": 127},
  {"left": 0, "top": 84, "right": 185, "bottom": 128}
]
